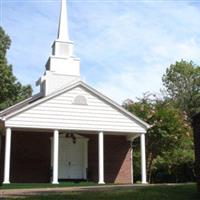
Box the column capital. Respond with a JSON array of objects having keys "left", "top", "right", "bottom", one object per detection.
[{"left": 99, "top": 131, "right": 104, "bottom": 134}]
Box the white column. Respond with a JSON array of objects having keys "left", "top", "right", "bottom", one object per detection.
[
  {"left": 52, "top": 130, "right": 59, "bottom": 184},
  {"left": 3, "top": 128, "right": 12, "bottom": 184},
  {"left": 98, "top": 131, "right": 105, "bottom": 184},
  {"left": 130, "top": 142, "right": 134, "bottom": 184},
  {"left": 140, "top": 133, "right": 147, "bottom": 184}
]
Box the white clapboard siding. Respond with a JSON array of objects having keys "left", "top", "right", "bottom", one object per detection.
[{"left": 6, "top": 86, "right": 146, "bottom": 133}]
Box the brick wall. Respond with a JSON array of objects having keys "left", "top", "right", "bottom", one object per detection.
[
  {"left": 86, "top": 134, "right": 132, "bottom": 184},
  {"left": 0, "top": 132, "right": 132, "bottom": 184},
  {"left": 104, "top": 135, "right": 132, "bottom": 183},
  {"left": 192, "top": 113, "right": 200, "bottom": 192},
  {"left": 11, "top": 132, "right": 52, "bottom": 183},
  {"left": 0, "top": 131, "right": 52, "bottom": 183}
]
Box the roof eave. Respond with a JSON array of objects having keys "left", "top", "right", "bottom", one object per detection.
[{"left": 0, "top": 92, "right": 43, "bottom": 118}]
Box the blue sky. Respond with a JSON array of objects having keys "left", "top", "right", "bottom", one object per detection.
[{"left": 1, "top": 0, "right": 200, "bottom": 103}]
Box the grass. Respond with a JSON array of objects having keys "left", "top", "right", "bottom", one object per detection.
[
  {"left": 2, "top": 183, "right": 199, "bottom": 200},
  {"left": 0, "top": 181, "right": 97, "bottom": 190}
]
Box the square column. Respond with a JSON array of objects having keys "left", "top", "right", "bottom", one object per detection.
[
  {"left": 3, "top": 128, "right": 12, "bottom": 184},
  {"left": 98, "top": 131, "right": 105, "bottom": 184},
  {"left": 52, "top": 130, "right": 59, "bottom": 184},
  {"left": 140, "top": 133, "right": 147, "bottom": 184}
]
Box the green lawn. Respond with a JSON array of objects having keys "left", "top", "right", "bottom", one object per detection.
[
  {"left": 0, "top": 181, "right": 97, "bottom": 189},
  {"left": 3, "top": 184, "right": 199, "bottom": 200}
]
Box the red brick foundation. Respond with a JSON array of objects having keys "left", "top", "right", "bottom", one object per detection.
[{"left": 0, "top": 132, "right": 132, "bottom": 184}]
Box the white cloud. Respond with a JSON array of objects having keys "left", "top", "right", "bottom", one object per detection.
[
  {"left": 72, "top": 1, "right": 200, "bottom": 103},
  {"left": 2, "top": 0, "right": 200, "bottom": 104}
]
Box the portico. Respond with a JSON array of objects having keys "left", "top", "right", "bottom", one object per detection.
[{"left": 2, "top": 127, "right": 147, "bottom": 184}]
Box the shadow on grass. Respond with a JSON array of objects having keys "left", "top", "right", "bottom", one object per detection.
[{"left": 3, "top": 184, "right": 199, "bottom": 200}]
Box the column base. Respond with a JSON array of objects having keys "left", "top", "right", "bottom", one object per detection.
[
  {"left": 98, "top": 181, "right": 105, "bottom": 184},
  {"left": 52, "top": 181, "right": 59, "bottom": 184},
  {"left": 3, "top": 181, "right": 10, "bottom": 184},
  {"left": 141, "top": 181, "right": 148, "bottom": 184}
]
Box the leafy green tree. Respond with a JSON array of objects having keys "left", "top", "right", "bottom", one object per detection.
[
  {"left": 123, "top": 94, "right": 194, "bottom": 183},
  {"left": 0, "top": 26, "right": 32, "bottom": 111},
  {"left": 162, "top": 60, "right": 200, "bottom": 119}
]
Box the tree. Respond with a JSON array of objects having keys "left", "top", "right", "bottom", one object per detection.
[
  {"left": 123, "top": 94, "right": 194, "bottom": 183},
  {"left": 162, "top": 60, "right": 200, "bottom": 119},
  {"left": 0, "top": 26, "right": 32, "bottom": 111}
]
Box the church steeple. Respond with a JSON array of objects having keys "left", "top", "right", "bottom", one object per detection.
[
  {"left": 36, "top": 0, "right": 81, "bottom": 96},
  {"left": 57, "top": 0, "right": 69, "bottom": 41}
]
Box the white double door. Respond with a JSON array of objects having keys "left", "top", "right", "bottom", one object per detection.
[{"left": 58, "top": 137, "right": 87, "bottom": 179}]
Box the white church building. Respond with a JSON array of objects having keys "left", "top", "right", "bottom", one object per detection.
[{"left": 0, "top": 0, "right": 149, "bottom": 184}]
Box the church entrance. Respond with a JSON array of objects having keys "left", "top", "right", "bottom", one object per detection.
[{"left": 51, "top": 134, "right": 88, "bottom": 180}]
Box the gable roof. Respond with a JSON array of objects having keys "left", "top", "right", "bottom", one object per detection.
[{"left": 0, "top": 81, "right": 150, "bottom": 130}]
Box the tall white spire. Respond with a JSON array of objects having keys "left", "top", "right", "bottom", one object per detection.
[
  {"left": 57, "top": 0, "right": 69, "bottom": 41},
  {"left": 36, "top": 0, "right": 81, "bottom": 96}
]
